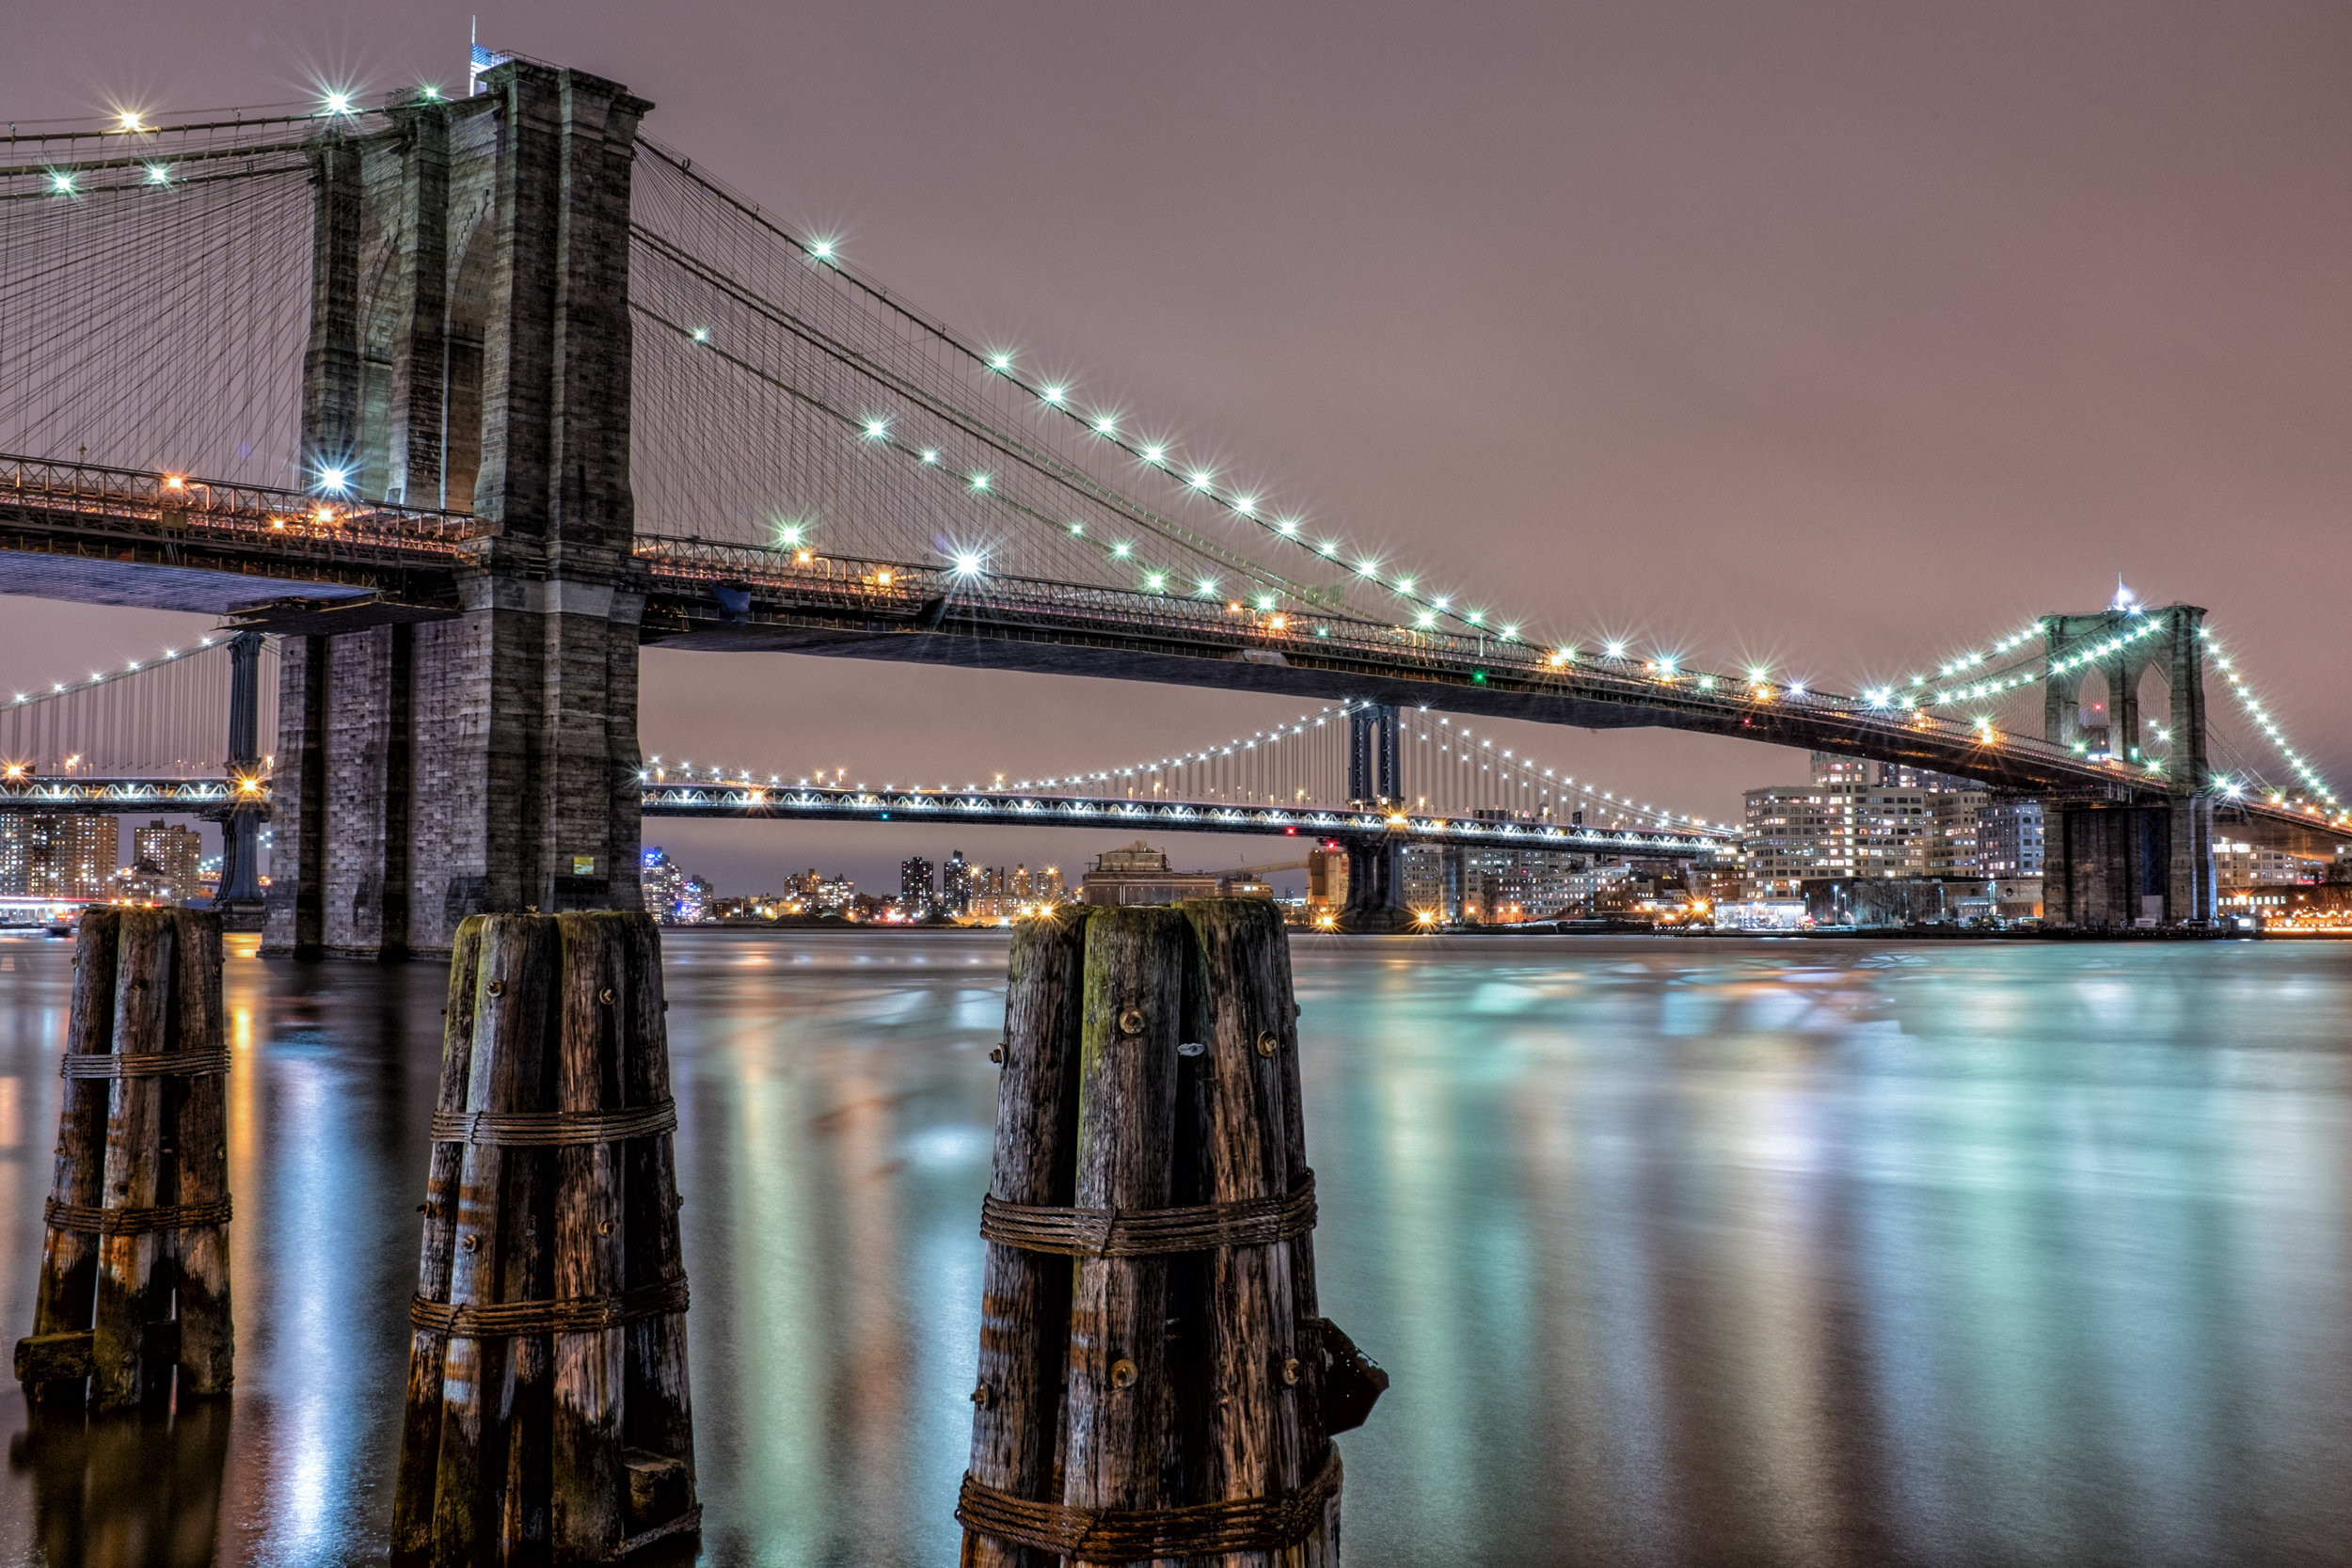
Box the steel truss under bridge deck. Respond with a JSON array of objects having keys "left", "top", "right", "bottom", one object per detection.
[{"left": 0, "top": 777, "right": 249, "bottom": 816}]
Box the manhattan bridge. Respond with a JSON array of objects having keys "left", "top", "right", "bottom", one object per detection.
[{"left": 0, "top": 58, "right": 2343, "bottom": 955}]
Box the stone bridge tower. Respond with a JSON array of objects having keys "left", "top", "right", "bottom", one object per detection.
[
  {"left": 2039, "top": 602, "right": 2215, "bottom": 927},
  {"left": 264, "top": 62, "right": 651, "bottom": 958}
]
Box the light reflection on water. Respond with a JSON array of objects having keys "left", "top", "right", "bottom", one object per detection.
[{"left": 0, "top": 930, "right": 2346, "bottom": 1565}]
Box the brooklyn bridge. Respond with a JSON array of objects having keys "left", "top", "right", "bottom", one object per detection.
[{"left": 0, "top": 59, "right": 2342, "bottom": 952}]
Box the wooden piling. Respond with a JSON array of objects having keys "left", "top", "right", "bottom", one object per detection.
[
  {"left": 393, "top": 911, "right": 698, "bottom": 1566},
  {"left": 958, "top": 899, "right": 1382, "bottom": 1566},
  {"left": 14, "top": 909, "right": 234, "bottom": 1411},
  {"left": 963, "top": 908, "right": 1090, "bottom": 1568}
]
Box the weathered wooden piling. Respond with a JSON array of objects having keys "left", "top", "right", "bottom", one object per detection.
[
  {"left": 14, "top": 908, "right": 234, "bottom": 1410},
  {"left": 959, "top": 900, "right": 1386, "bottom": 1566},
  {"left": 391, "top": 911, "right": 698, "bottom": 1565}
]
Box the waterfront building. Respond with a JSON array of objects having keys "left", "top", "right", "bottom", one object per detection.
[
  {"left": 1306, "top": 847, "right": 1350, "bottom": 916},
  {"left": 943, "top": 851, "right": 974, "bottom": 913},
  {"left": 132, "top": 818, "right": 205, "bottom": 902},
  {"left": 643, "top": 847, "right": 692, "bottom": 922},
  {"left": 0, "top": 814, "right": 118, "bottom": 899},
  {"left": 2214, "top": 840, "right": 2328, "bottom": 888},
  {"left": 1743, "top": 784, "right": 1857, "bottom": 892},
  {"left": 1078, "top": 841, "right": 1220, "bottom": 906},
  {"left": 1978, "top": 800, "right": 2045, "bottom": 876}
]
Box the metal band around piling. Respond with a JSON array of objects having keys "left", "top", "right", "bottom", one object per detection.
[
  {"left": 429, "top": 1100, "right": 677, "bottom": 1148},
  {"left": 43, "top": 1195, "right": 232, "bottom": 1236},
  {"left": 409, "top": 1275, "right": 690, "bottom": 1338},
  {"left": 59, "top": 1049, "right": 230, "bottom": 1080},
  {"left": 979, "top": 1171, "right": 1315, "bottom": 1259},
  {"left": 957, "top": 1443, "right": 1341, "bottom": 1557}
]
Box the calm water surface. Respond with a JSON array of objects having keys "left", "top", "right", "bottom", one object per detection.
[{"left": 0, "top": 930, "right": 2347, "bottom": 1566}]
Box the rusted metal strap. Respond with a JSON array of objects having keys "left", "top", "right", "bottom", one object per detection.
[
  {"left": 43, "top": 1195, "right": 232, "bottom": 1236},
  {"left": 429, "top": 1099, "right": 676, "bottom": 1148},
  {"left": 409, "top": 1275, "right": 689, "bottom": 1338},
  {"left": 59, "top": 1049, "right": 230, "bottom": 1080},
  {"left": 957, "top": 1444, "right": 1340, "bottom": 1557},
  {"left": 978, "top": 1171, "right": 1315, "bottom": 1258}
]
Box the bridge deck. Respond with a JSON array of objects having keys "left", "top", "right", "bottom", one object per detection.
[{"left": 3, "top": 461, "right": 2344, "bottom": 841}]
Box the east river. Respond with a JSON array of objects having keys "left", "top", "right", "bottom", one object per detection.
[{"left": 0, "top": 929, "right": 2348, "bottom": 1566}]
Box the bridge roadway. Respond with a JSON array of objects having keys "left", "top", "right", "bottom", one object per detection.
[
  {"left": 0, "top": 775, "right": 1727, "bottom": 858},
  {"left": 636, "top": 782, "right": 1727, "bottom": 857},
  {"left": 4, "top": 455, "right": 2346, "bottom": 850}
]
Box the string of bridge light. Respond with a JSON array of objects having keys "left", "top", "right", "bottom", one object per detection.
[
  {"left": 638, "top": 150, "right": 1546, "bottom": 649},
  {"left": 1867, "top": 620, "right": 2049, "bottom": 708},
  {"left": 1009, "top": 704, "right": 1351, "bottom": 794},
  {"left": 644, "top": 295, "right": 1340, "bottom": 630},
  {"left": 642, "top": 705, "right": 1356, "bottom": 800},
  {"left": 2201, "top": 628, "right": 2340, "bottom": 814},
  {"left": 653, "top": 208, "right": 2169, "bottom": 722},
  {"left": 24, "top": 100, "right": 390, "bottom": 198},
  {"left": 1403, "top": 712, "right": 1731, "bottom": 834},
  {"left": 5, "top": 636, "right": 227, "bottom": 709}
]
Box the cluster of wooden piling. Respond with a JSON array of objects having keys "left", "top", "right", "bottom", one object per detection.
[
  {"left": 14, "top": 908, "right": 233, "bottom": 1409},
  {"left": 960, "top": 899, "right": 1384, "bottom": 1565},
  {"left": 390, "top": 911, "right": 698, "bottom": 1565}
]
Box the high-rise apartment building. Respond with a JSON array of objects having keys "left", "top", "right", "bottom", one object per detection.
[
  {"left": 899, "top": 855, "right": 935, "bottom": 914},
  {"left": 943, "top": 851, "right": 974, "bottom": 914},
  {"left": 0, "top": 814, "right": 118, "bottom": 898}
]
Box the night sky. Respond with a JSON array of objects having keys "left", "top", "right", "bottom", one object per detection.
[{"left": 6, "top": 2, "right": 2347, "bottom": 895}]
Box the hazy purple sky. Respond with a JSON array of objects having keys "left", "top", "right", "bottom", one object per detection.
[{"left": 6, "top": 1, "right": 2348, "bottom": 894}]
